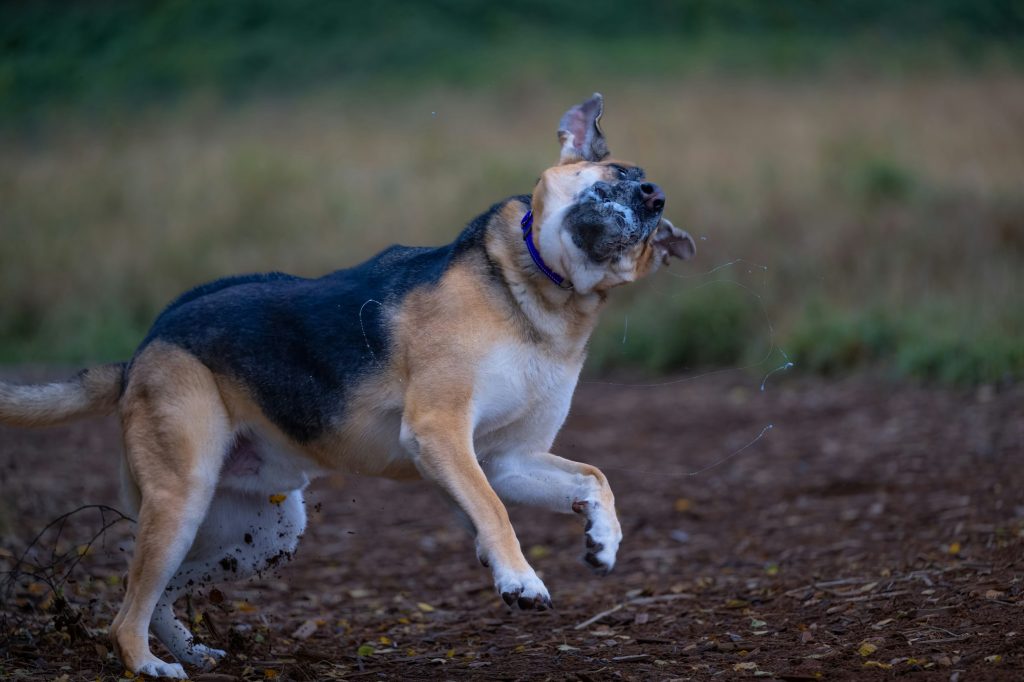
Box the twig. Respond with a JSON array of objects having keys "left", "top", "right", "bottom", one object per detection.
[
  {"left": 629, "top": 594, "right": 695, "bottom": 605},
  {"left": 574, "top": 604, "right": 624, "bottom": 630},
  {"left": 841, "top": 590, "right": 909, "bottom": 603}
]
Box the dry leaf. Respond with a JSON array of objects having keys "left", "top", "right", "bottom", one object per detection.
[
  {"left": 858, "top": 642, "right": 878, "bottom": 657},
  {"left": 291, "top": 619, "right": 318, "bottom": 640},
  {"left": 528, "top": 545, "right": 551, "bottom": 559}
]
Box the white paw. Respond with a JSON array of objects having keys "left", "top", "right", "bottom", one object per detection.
[
  {"left": 493, "top": 565, "right": 552, "bottom": 610},
  {"left": 179, "top": 643, "right": 227, "bottom": 670},
  {"left": 136, "top": 658, "right": 187, "bottom": 679},
  {"left": 573, "top": 499, "right": 622, "bottom": 575}
]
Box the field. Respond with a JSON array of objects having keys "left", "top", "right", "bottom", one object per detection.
[
  {"left": 1, "top": 370, "right": 1022, "bottom": 680},
  {"left": 2, "top": 75, "right": 1023, "bottom": 383}
]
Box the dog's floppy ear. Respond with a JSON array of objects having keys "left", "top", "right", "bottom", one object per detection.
[
  {"left": 652, "top": 219, "right": 696, "bottom": 265},
  {"left": 558, "top": 93, "right": 610, "bottom": 164}
]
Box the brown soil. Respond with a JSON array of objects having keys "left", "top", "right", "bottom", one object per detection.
[{"left": 1, "top": 372, "right": 1022, "bottom": 681}]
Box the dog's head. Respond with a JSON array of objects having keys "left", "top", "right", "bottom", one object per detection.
[{"left": 529, "top": 93, "right": 695, "bottom": 293}]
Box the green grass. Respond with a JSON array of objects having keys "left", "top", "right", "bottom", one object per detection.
[
  {"left": 2, "top": 0, "right": 1023, "bottom": 121},
  {"left": 0, "top": 58, "right": 1022, "bottom": 383}
]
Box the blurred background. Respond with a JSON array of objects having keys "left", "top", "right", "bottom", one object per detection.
[{"left": 1, "top": 0, "right": 1022, "bottom": 384}]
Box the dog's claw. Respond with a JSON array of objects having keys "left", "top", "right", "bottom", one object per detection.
[
  {"left": 584, "top": 551, "right": 610, "bottom": 576},
  {"left": 517, "top": 594, "right": 551, "bottom": 611},
  {"left": 501, "top": 591, "right": 519, "bottom": 606}
]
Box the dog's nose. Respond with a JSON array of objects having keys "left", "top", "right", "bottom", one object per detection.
[{"left": 641, "top": 182, "right": 665, "bottom": 212}]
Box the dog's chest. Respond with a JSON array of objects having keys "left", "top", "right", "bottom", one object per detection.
[{"left": 472, "top": 342, "right": 581, "bottom": 451}]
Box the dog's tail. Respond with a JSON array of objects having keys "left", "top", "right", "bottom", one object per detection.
[{"left": 0, "top": 363, "right": 126, "bottom": 427}]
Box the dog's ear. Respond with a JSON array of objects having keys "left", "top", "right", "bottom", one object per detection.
[
  {"left": 558, "top": 93, "right": 610, "bottom": 164},
  {"left": 652, "top": 219, "right": 696, "bottom": 265}
]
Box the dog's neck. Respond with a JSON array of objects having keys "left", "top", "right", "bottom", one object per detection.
[{"left": 484, "top": 200, "right": 605, "bottom": 358}]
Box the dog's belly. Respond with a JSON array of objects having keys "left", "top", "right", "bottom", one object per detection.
[{"left": 219, "top": 432, "right": 320, "bottom": 494}]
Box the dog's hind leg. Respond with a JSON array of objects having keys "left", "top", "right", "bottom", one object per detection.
[
  {"left": 110, "top": 345, "right": 230, "bottom": 679},
  {"left": 150, "top": 487, "right": 307, "bottom": 669}
]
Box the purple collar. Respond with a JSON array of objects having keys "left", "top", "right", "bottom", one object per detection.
[{"left": 521, "top": 209, "right": 572, "bottom": 289}]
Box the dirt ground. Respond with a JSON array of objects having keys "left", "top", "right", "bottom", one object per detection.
[{"left": 1, "top": 370, "right": 1022, "bottom": 681}]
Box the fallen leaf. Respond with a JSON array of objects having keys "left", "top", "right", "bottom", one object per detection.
[
  {"left": 291, "top": 619, "right": 318, "bottom": 640},
  {"left": 948, "top": 541, "right": 961, "bottom": 555},
  {"left": 674, "top": 498, "right": 693, "bottom": 512},
  {"left": 416, "top": 602, "right": 435, "bottom": 613},
  {"left": 984, "top": 654, "right": 1003, "bottom": 664},
  {"left": 863, "top": 661, "right": 892, "bottom": 669},
  {"left": 356, "top": 644, "right": 375, "bottom": 657},
  {"left": 528, "top": 545, "right": 551, "bottom": 559},
  {"left": 858, "top": 642, "right": 878, "bottom": 657}
]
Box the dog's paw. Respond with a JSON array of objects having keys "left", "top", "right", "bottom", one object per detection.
[
  {"left": 181, "top": 643, "right": 227, "bottom": 670},
  {"left": 135, "top": 657, "right": 188, "bottom": 679},
  {"left": 573, "top": 499, "right": 622, "bottom": 575},
  {"left": 494, "top": 567, "right": 552, "bottom": 611}
]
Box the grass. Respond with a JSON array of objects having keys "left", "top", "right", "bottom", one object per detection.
[
  {"left": 1, "top": 75, "right": 1022, "bottom": 384},
  {"left": 3, "top": 1, "right": 1021, "bottom": 120}
]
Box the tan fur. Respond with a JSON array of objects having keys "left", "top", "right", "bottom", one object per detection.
[
  {"left": 0, "top": 363, "right": 124, "bottom": 427},
  {"left": 111, "top": 343, "right": 231, "bottom": 673}
]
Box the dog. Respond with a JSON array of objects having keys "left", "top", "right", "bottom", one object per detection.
[{"left": 0, "top": 93, "right": 695, "bottom": 678}]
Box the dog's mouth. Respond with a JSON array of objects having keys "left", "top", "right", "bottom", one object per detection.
[{"left": 565, "top": 180, "right": 665, "bottom": 263}]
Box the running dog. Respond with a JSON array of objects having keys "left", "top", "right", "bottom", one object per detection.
[{"left": 0, "top": 93, "right": 695, "bottom": 677}]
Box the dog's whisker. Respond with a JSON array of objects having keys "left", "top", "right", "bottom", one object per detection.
[
  {"left": 587, "top": 274, "right": 792, "bottom": 390},
  {"left": 599, "top": 423, "right": 774, "bottom": 479},
  {"left": 358, "top": 298, "right": 385, "bottom": 369}
]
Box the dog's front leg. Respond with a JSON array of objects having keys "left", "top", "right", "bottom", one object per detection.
[
  {"left": 483, "top": 452, "right": 623, "bottom": 574},
  {"left": 400, "top": 407, "right": 552, "bottom": 610}
]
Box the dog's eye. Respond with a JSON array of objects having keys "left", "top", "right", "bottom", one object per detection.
[{"left": 616, "top": 167, "right": 628, "bottom": 180}]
